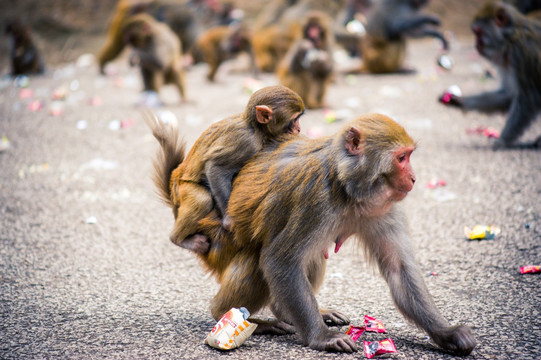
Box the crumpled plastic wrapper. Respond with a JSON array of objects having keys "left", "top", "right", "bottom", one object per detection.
[
  {"left": 520, "top": 265, "right": 540, "bottom": 274},
  {"left": 364, "top": 338, "right": 397, "bottom": 358},
  {"left": 205, "top": 307, "right": 257, "bottom": 350},
  {"left": 364, "top": 315, "right": 386, "bottom": 333},
  {"left": 345, "top": 325, "right": 365, "bottom": 341},
  {"left": 464, "top": 225, "right": 500, "bottom": 240}
]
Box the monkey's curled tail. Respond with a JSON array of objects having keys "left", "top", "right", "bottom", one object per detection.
[{"left": 143, "top": 110, "right": 186, "bottom": 207}]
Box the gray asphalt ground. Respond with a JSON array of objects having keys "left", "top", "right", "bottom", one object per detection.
[{"left": 1, "top": 37, "right": 540, "bottom": 360}]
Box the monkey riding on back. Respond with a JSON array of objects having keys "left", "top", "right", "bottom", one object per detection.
[{"left": 148, "top": 108, "right": 477, "bottom": 355}]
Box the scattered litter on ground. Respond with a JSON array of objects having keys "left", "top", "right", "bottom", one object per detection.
[
  {"left": 520, "top": 265, "right": 540, "bottom": 274},
  {"left": 205, "top": 307, "right": 257, "bottom": 350},
  {"left": 346, "top": 325, "right": 365, "bottom": 341},
  {"left": 85, "top": 216, "right": 97, "bottom": 224},
  {"left": 365, "top": 315, "right": 386, "bottom": 333},
  {"left": 437, "top": 54, "right": 454, "bottom": 71},
  {"left": 364, "top": 338, "right": 397, "bottom": 358},
  {"left": 426, "top": 178, "right": 447, "bottom": 189},
  {"left": 466, "top": 126, "right": 500, "bottom": 139},
  {"left": 80, "top": 158, "right": 119, "bottom": 171},
  {"left": 464, "top": 225, "right": 500, "bottom": 240},
  {"left": 0, "top": 135, "right": 10, "bottom": 152}
]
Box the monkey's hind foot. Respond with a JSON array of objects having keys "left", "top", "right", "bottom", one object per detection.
[
  {"left": 430, "top": 324, "right": 476, "bottom": 356},
  {"left": 320, "top": 308, "right": 350, "bottom": 326},
  {"left": 251, "top": 319, "right": 296, "bottom": 335},
  {"left": 179, "top": 234, "right": 210, "bottom": 254}
]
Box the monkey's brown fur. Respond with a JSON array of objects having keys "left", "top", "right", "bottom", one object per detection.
[
  {"left": 150, "top": 112, "right": 476, "bottom": 354},
  {"left": 97, "top": 0, "right": 209, "bottom": 74},
  {"left": 277, "top": 11, "right": 334, "bottom": 109},
  {"left": 146, "top": 85, "right": 304, "bottom": 255},
  {"left": 360, "top": 0, "right": 448, "bottom": 74},
  {"left": 191, "top": 24, "right": 256, "bottom": 82},
  {"left": 123, "top": 13, "right": 187, "bottom": 100}
]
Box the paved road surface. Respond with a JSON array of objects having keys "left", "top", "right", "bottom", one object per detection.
[{"left": 1, "top": 38, "right": 540, "bottom": 359}]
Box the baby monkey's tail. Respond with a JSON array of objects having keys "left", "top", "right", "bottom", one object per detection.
[{"left": 143, "top": 110, "right": 186, "bottom": 208}]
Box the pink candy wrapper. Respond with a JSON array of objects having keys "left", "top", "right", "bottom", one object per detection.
[
  {"left": 365, "top": 315, "right": 386, "bottom": 333},
  {"left": 364, "top": 338, "right": 397, "bottom": 358},
  {"left": 346, "top": 325, "right": 365, "bottom": 341},
  {"left": 520, "top": 265, "right": 541, "bottom": 274}
]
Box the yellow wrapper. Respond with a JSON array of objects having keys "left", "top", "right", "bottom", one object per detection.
[
  {"left": 464, "top": 225, "right": 500, "bottom": 240},
  {"left": 205, "top": 307, "right": 257, "bottom": 350}
]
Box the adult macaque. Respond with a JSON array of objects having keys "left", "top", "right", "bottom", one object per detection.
[
  {"left": 277, "top": 11, "right": 334, "bottom": 109},
  {"left": 97, "top": 0, "right": 217, "bottom": 74},
  {"left": 191, "top": 23, "right": 257, "bottom": 82},
  {"left": 439, "top": 1, "right": 541, "bottom": 148},
  {"left": 150, "top": 111, "right": 477, "bottom": 355},
  {"left": 146, "top": 85, "right": 304, "bottom": 254},
  {"left": 251, "top": 0, "right": 344, "bottom": 73},
  {"left": 360, "top": 0, "right": 448, "bottom": 73},
  {"left": 5, "top": 20, "right": 45, "bottom": 75},
  {"left": 123, "top": 13, "right": 187, "bottom": 101}
]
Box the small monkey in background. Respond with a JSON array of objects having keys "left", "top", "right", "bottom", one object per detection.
[
  {"left": 191, "top": 23, "right": 257, "bottom": 82},
  {"left": 97, "top": 0, "right": 219, "bottom": 74},
  {"left": 439, "top": 0, "right": 541, "bottom": 148},
  {"left": 277, "top": 11, "right": 334, "bottom": 109},
  {"left": 5, "top": 20, "right": 44, "bottom": 75},
  {"left": 123, "top": 13, "right": 187, "bottom": 102},
  {"left": 150, "top": 111, "right": 476, "bottom": 354},
  {"left": 146, "top": 85, "right": 304, "bottom": 254},
  {"left": 360, "top": 0, "right": 448, "bottom": 73}
]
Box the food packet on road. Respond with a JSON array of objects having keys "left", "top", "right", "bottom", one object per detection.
[
  {"left": 364, "top": 315, "right": 386, "bottom": 333},
  {"left": 520, "top": 265, "right": 541, "bottom": 274},
  {"left": 205, "top": 307, "right": 257, "bottom": 350},
  {"left": 464, "top": 225, "right": 500, "bottom": 240},
  {"left": 346, "top": 325, "right": 365, "bottom": 341},
  {"left": 363, "top": 338, "right": 397, "bottom": 358}
]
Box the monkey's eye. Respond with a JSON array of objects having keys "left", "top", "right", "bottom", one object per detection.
[{"left": 398, "top": 154, "right": 407, "bottom": 163}]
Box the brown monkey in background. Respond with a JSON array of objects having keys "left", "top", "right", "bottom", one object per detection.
[
  {"left": 146, "top": 85, "right": 304, "bottom": 254},
  {"left": 277, "top": 11, "right": 334, "bottom": 109},
  {"left": 191, "top": 23, "right": 257, "bottom": 82},
  {"left": 5, "top": 20, "right": 44, "bottom": 75},
  {"left": 360, "top": 0, "right": 448, "bottom": 73},
  {"left": 439, "top": 0, "right": 541, "bottom": 148},
  {"left": 150, "top": 111, "right": 476, "bottom": 354},
  {"left": 123, "top": 13, "right": 187, "bottom": 101},
  {"left": 251, "top": 0, "right": 345, "bottom": 73},
  {"left": 97, "top": 0, "right": 225, "bottom": 74}
]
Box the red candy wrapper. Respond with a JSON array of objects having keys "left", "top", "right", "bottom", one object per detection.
[
  {"left": 346, "top": 325, "right": 365, "bottom": 341},
  {"left": 364, "top": 338, "right": 397, "bottom": 358},
  {"left": 520, "top": 265, "right": 541, "bottom": 274},
  {"left": 365, "top": 315, "right": 386, "bottom": 333}
]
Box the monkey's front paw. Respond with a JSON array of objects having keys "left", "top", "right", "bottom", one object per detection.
[
  {"left": 309, "top": 329, "right": 357, "bottom": 353},
  {"left": 431, "top": 325, "right": 476, "bottom": 356},
  {"left": 320, "top": 309, "right": 350, "bottom": 326}
]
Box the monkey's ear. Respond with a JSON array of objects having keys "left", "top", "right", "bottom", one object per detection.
[
  {"left": 345, "top": 127, "right": 363, "bottom": 155},
  {"left": 255, "top": 105, "right": 273, "bottom": 124},
  {"left": 495, "top": 8, "right": 509, "bottom": 27}
]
